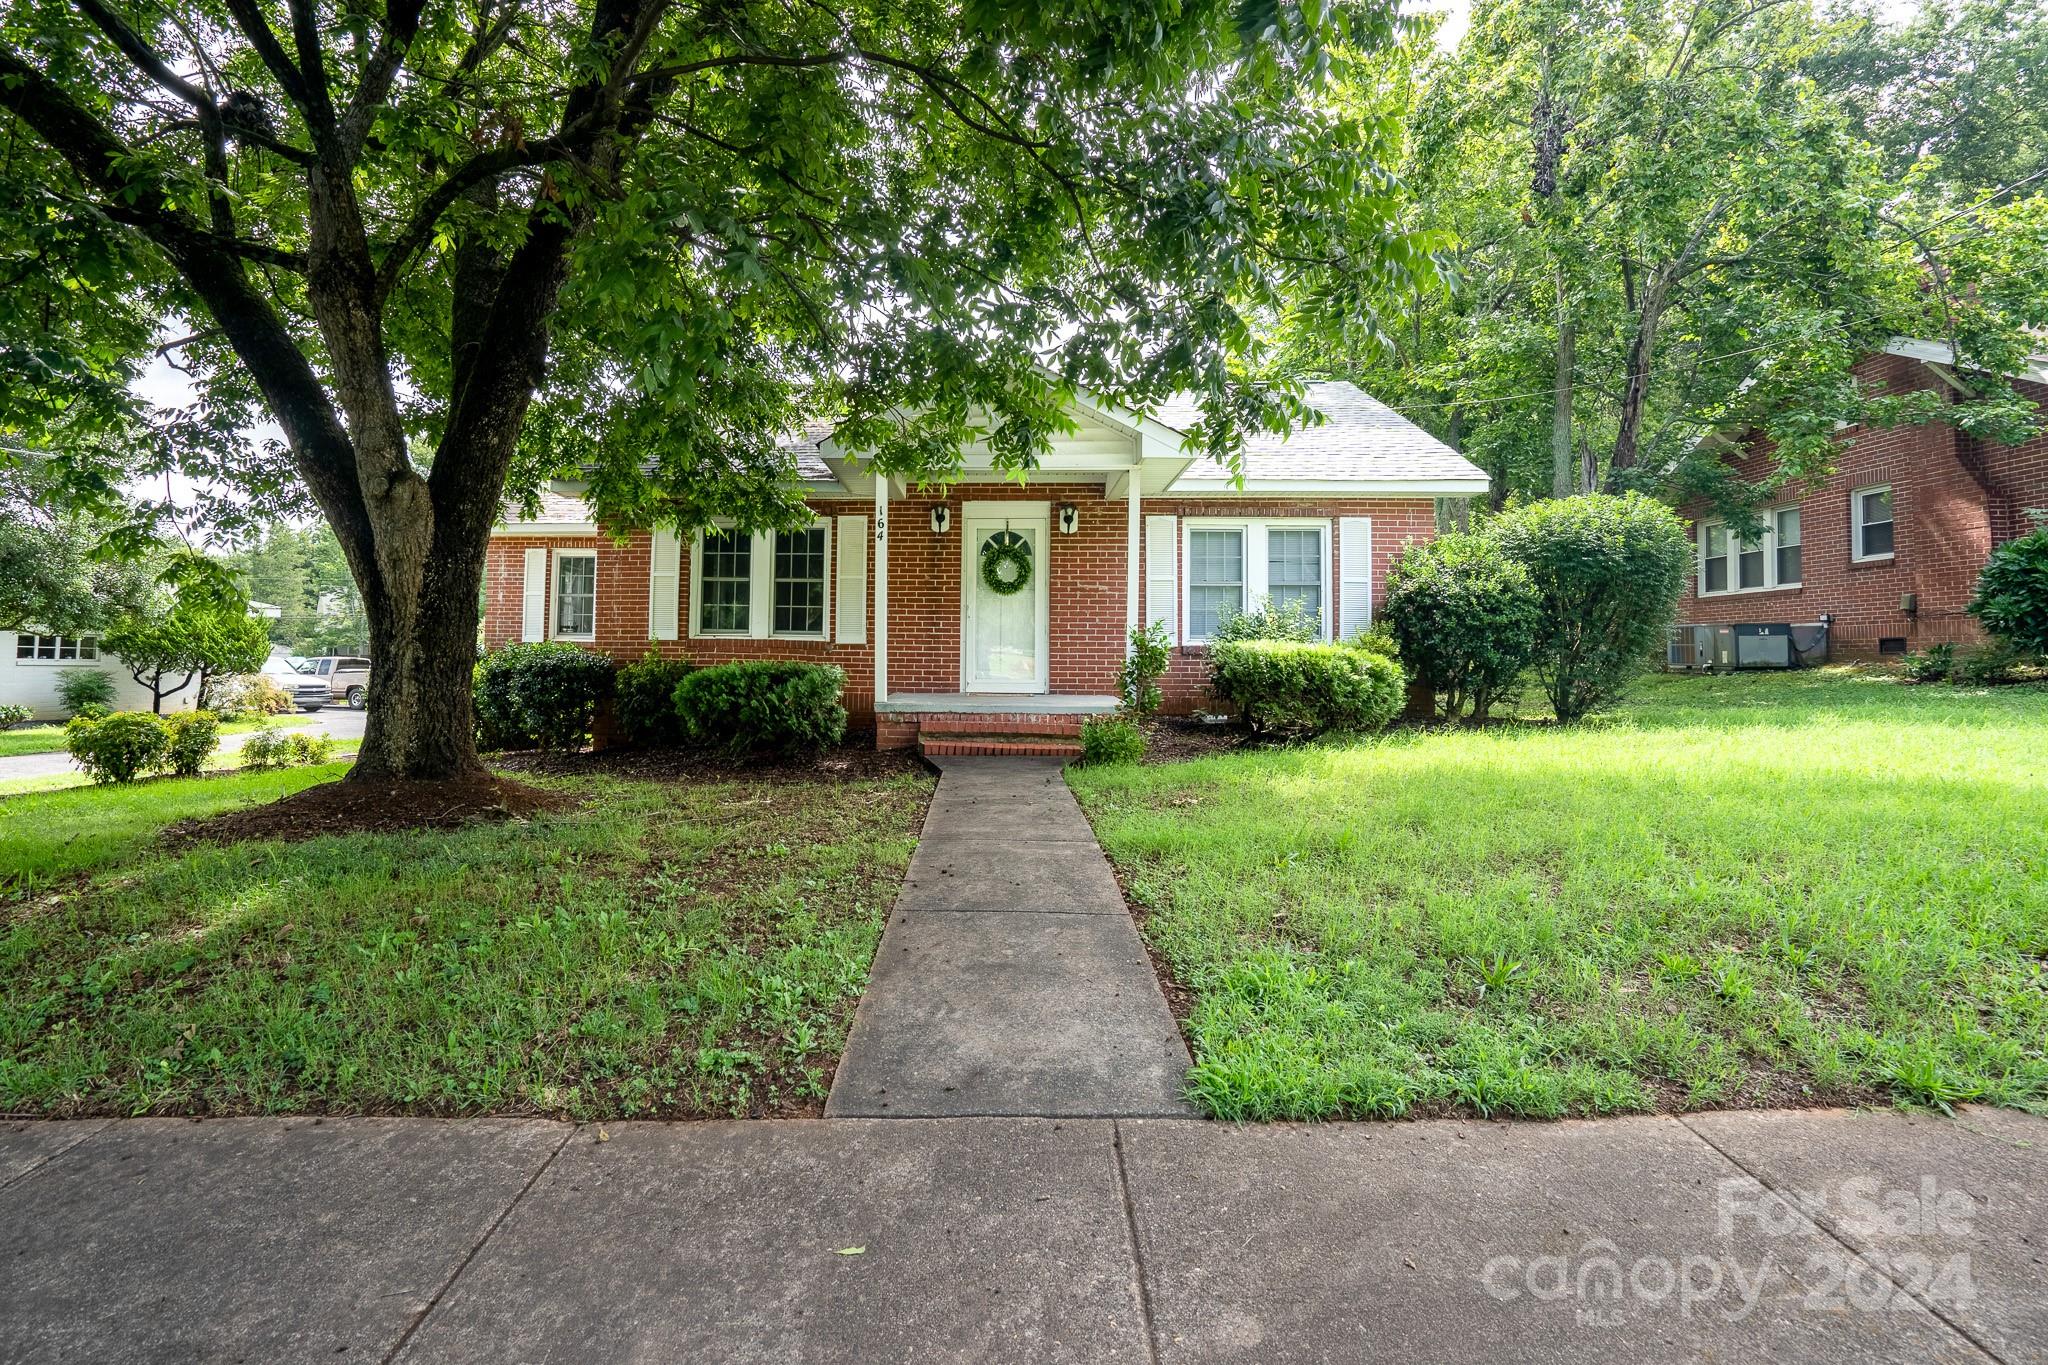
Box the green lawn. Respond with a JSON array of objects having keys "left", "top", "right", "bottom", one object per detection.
[
  {"left": 1069, "top": 668, "right": 2048, "bottom": 1121},
  {"left": 0, "top": 712, "right": 309, "bottom": 758},
  {"left": 0, "top": 764, "right": 928, "bottom": 1118}
]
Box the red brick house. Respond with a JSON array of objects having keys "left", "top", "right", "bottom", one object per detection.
[
  {"left": 1678, "top": 342, "right": 2048, "bottom": 661},
  {"left": 484, "top": 382, "right": 1487, "bottom": 751}
]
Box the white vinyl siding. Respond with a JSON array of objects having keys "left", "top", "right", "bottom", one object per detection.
[
  {"left": 1698, "top": 507, "right": 1802, "bottom": 596},
  {"left": 1145, "top": 515, "right": 1179, "bottom": 645},
  {"left": 552, "top": 550, "right": 597, "bottom": 639},
  {"left": 648, "top": 530, "right": 681, "bottom": 641},
  {"left": 834, "top": 516, "right": 867, "bottom": 644},
  {"left": 520, "top": 548, "right": 548, "bottom": 642},
  {"left": 1852, "top": 485, "right": 1894, "bottom": 562}
]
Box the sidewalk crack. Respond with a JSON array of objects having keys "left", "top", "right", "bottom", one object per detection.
[
  {"left": 1676, "top": 1114, "right": 2009, "bottom": 1365},
  {"left": 1111, "top": 1119, "right": 1165, "bottom": 1365},
  {"left": 380, "top": 1122, "right": 574, "bottom": 1364},
  {"left": 0, "top": 1118, "right": 111, "bottom": 1195}
]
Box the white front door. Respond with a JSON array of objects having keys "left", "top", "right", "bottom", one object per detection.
[{"left": 961, "top": 504, "right": 1050, "bottom": 694}]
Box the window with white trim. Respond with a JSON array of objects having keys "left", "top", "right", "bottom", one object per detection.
[
  {"left": 1182, "top": 519, "right": 1331, "bottom": 642},
  {"left": 691, "top": 520, "right": 831, "bottom": 640},
  {"left": 1187, "top": 529, "right": 1244, "bottom": 641},
  {"left": 1852, "top": 485, "right": 1894, "bottom": 561},
  {"left": 772, "top": 526, "right": 828, "bottom": 637},
  {"left": 14, "top": 632, "right": 99, "bottom": 662},
  {"left": 553, "top": 551, "right": 596, "bottom": 639},
  {"left": 698, "top": 527, "right": 751, "bottom": 634},
  {"left": 1697, "top": 507, "right": 1802, "bottom": 596}
]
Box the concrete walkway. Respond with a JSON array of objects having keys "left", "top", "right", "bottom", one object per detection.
[
  {"left": 3, "top": 1107, "right": 2044, "bottom": 1363},
  {"left": 826, "top": 756, "right": 1192, "bottom": 1118}
]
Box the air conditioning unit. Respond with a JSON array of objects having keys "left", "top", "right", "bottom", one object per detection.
[{"left": 1669, "top": 623, "right": 1830, "bottom": 671}]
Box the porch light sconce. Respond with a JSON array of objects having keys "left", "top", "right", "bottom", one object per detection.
[
  {"left": 930, "top": 504, "right": 950, "bottom": 535},
  {"left": 1057, "top": 503, "right": 1080, "bottom": 535}
]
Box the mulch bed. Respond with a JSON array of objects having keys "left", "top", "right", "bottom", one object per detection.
[
  {"left": 492, "top": 739, "right": 932, "bottom": 784},
  {"left": 164, "top": 774, "right": 571, "bottom": 848},
  {"left": 1138, "top": 715, "right": 1256, "bottom": 764}
]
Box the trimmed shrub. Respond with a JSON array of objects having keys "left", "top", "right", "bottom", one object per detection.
[
  {"left": 1214, "top": 594, "right": 1321, "bottom": 644},
  {"left": 673, "top": 661, "right": 847, "bottom": 755},
  {"left": 283, "top": 732, "right": 336, "bottom": 765},
  {"left": 1080, "top": 716, "right": 1146, "bottom": 765},
  {"left": 1968, "top": 525, "right": 2048, "bottom": 658},
  {"left": 615, "top": 651, "right": 694, "bottom": 747},
  {"left": 65, "top": 710, "right": 170, "bottom": 784},
  {"left": 211, "top": 673, "right": 296, "bottom": 720},
  {"left": 1384, "top": 532, "right": 1543, "bottom": 723},
  {"left": 1489, "top": 492, "right": 1692, "bottom": 722},
  {"left": 56, "top": 669, "right": 118, "bottom": 717},
  {"left": 473, "top": 641, "right": 616, "bottom": 751},
  {"left": 240, "top": 722, "right": 288, "bottom": 770},
  {"left": 1209, "top": 640, "right": 1406, "bottom": 735},
  {"left": 1118, "top": 621, "right": 1171, "bottom": 719},
  {"left": 162, "top": 710, "right": 221, "bottom": 776},
  {"left": 0, "top": 703, "right": 32, "bottom": 729}
]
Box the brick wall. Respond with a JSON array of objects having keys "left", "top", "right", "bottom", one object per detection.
[
  {"left": 484, "top": 486, "right": 1443, "bottom": 717},
  {"left": 1674, "top": 354, "right": 2040, "bottom": 659}
]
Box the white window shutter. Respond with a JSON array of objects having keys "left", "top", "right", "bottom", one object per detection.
[
  {"left": 647, "top": 530, "right": 681, "bottom": 641},
  {"left": 1338, "top": 517, "right": 1373, "bottom": 639},
  {"left": 520, "top": 547, "right": 547, "bottom": 642},
  {"left": 835, "top": 516, "right": 867, "bottom": 644},
  {"left": 1145, "top": 515, "right": 1178, "bottom": 645}
]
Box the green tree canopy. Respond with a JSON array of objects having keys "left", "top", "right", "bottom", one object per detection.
[{"left": 1, "top": 0, "right": 1432, "bottom": 781}]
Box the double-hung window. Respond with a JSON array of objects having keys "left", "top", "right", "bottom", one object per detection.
[
  {"left": 552, "top": 551, "right": 597, "bottom": 639},
  {"left": 1852, "top": 486, "right": 1894, "bottom": 561},
  {"left": 1187, "top": 529, "right": 1245, "bottom": 642},
  {"left": 697, "top": 528, "right": 752, "bottom": 634},
  {"left": 772, "top": 527, "right": 828, "bottom": 637},
  {"left": 1697, "top": 507, "right": 1802, "bottom": 596},
  {"left": 1182, "top": 520, "right": 1330, "bottom": 643},
  {"left": 692, "top": 522, "right": 831, "bottom": 640},
  {"left": 13, "top": 632, "right": 98, "bottom": 662}
]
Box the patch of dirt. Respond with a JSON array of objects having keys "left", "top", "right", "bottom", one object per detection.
[
  {"left": 492, "top": 739, "right": 932, "bottom": 785},
  {"left": 1138, "top": 715, "right": 1256, "bottom": 764},
  {"left": 164, "top": 774, "right": 571, "bottom": 848}
]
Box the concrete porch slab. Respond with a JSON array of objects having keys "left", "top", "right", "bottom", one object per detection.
[
  {"left": 826, "top": 910, "right": 1192, "bottom": 1117},
  {"left": 393, "top": 1118, "right": 1148, "bottom": 1365},
  {"left": 0, "top": 1117, "right": 567, "bottom": 1365},
  {"left": 877, "top": 694, "right": 1121, "bottom": 714}
]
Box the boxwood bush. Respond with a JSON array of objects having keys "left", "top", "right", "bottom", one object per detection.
[
  {"left": 673, "top": 661, "right": 847, "bottom": 755},
  {"left": 1209, "top": 640, "right": 1405, "bottom": 735},
  {"left": 614, "top": 651, "right": 694, "bottom": 747},
  {"left": 162, "top": 710, "right": 222, "bottom": 777},
  {"left": 1383, "top": 532, "right": 1542, "bottom": 723},
  {"left": 64, "top": 710, "right": 171, "bottom": 783},
  {"left": 1969, "top": 524, "right": 2048, "bottom": 658},
  {"left": 474, "top": 641, "right": 617, "bottom": 751},
  {"left": 1489, "top": 492, "right": 1691, "bottom": 722}
]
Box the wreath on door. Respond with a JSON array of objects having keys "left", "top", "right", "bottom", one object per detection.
[{"left": 979, "top": 530, "right": 1033, "bottom": 596}]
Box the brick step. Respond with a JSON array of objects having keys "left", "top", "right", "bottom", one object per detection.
[{"left": 917, "top": 732, "right": 1082, "bottom": 759}]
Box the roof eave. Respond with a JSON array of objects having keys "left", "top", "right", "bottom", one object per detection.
[{"left": 1164, "top": 477, "right": 1489, "bottom": 496}]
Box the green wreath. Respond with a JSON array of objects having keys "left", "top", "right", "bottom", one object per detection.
[{"left": 979, "top": 530, "right": 1033, "bottom": 596}]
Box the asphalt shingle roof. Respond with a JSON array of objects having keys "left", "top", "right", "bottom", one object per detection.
[{"left": 1152, "top": 381, "right": 1485, "bottom": 485}]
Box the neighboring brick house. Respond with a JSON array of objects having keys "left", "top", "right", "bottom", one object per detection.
[
  {"left": 1678, "top": 342, "right": 2048, "bottom": 661},
  {"left": 484, "top": 382, "right": 1486, "bottom": 752}
]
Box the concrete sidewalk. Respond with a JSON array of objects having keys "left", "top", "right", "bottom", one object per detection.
[
  {"left": 825, "top": 755, "right": 1192, "bottom": 1118},
  {"left": 2, "top": 1108, "right": 2043, "bottom": 1363}
]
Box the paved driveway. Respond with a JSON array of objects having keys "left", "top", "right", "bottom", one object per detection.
[{"left": 0, "top": 706, "right": 366, "bottom": 784}]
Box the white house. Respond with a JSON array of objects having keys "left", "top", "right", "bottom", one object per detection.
[{"left": 0, "top": 628, "right": 198, "bottom": 720}]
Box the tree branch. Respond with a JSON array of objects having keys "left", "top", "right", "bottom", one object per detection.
[
  {"left": 218, "top": 0, "right": 319, "bottom": 129},
  {"left": 374, "top": 136, "right": 576, "bottom": 296}
]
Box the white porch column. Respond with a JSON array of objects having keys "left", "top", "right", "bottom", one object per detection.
[
  {"left": 1125, "top": 470, "right": 1141, "bottom": 653},
  {"left": 873, "top": 474, "right": 889, "bottom": 705}
]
